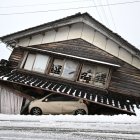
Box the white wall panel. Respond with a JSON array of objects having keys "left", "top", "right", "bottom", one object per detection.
[
  {"left": 29, "top": 34, "right": 43, "bottom": 46},
  {"left": 119, "top": 48, "right": 132, "bottom": 64},
  {"left": 132, "top": 57, "right": 140, "bottom": 68},
  {"left": 92, "top": 31, "right": 106, "bottom": 50},
  {"left": 68, "top": 23, "right": 83, "bottom": 39},
  {"left": 81, "top": 24, "right": 95, "bottom": 43},
  {"left": 42, "top": 30, "right": 56, "bottom": 44},
  {"left": 55, "top": 26, "right": 69, "bottom": 42},
  {"left": 106, "top": 39, "right": 119, "bottom": 57},
  {"left": 18, "top": 38, "right": 30, "bottom": 47}
]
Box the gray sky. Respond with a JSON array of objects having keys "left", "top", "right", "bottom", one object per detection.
[{"left": 0, "top": 0, "right": 140, "bottom": 60}]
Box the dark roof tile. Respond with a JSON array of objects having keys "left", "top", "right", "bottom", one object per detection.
[{"left": 0, "top": 66, "right": 137, "bottom": 114}]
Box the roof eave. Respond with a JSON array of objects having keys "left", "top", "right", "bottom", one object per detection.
[
  {"left": 0, "top": 12, "right": 139, "bottom": 54},
  {"left": 0, "top": 12, "right": 84, "bottom": 42}
]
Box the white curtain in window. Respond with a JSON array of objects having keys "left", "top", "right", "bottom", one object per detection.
[
  {"left": 32, "top": 54, "right": 49, "bottom": 73},
  {"left": 62, "top": 60, "right": 78, "bottom": 79},
  {"left": 24, "top": 54, "right": 35, "bottom": 70},
  {"left": 0, "top": 85, "right": 23, "bottom": 114}
]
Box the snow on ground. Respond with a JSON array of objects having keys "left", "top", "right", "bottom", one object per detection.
[
  {"left": 0, "top": 107, "right": 140, "bottom": 139},
  {"left": 0, "top": 106, "right": 139, "bottom": 124}
]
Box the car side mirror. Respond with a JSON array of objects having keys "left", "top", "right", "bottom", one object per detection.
[{"left": 44, "top": 98, "right": 48, "bottom": 102}]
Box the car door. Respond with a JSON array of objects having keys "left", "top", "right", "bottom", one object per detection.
[
  {"left": 61, "top": 96, "right": 79, "bottom": 114},
  {"left": 41, "top": 94, "right": 62, "bottom": 114}
]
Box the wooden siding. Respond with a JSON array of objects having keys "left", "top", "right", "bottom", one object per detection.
[
  {"left": 9, "top": 48, "right": 24, "bottom": 65},
  {"left": 109, "top": 63, "right": 140, "bottom": 97},
  {"left": 9, "top": 39, "right": 140, "bottom": 98},
  {"left": 37, "top": 39, "right": 121, "bottom": 65}
]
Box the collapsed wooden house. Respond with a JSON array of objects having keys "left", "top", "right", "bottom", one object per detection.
[{"left": 0, "top": 12, "right": 140, "bottom": 115}]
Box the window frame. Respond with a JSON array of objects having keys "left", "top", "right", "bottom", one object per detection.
[
  {"left": 22, "top": 52, "right": 50, "bottom": 74},
  {"left": 23, "top": 53, "right": 36, "bottom": 71},
  {"left": 49, "top": 57, "right": 79, "bottom": 81},
  {"left": 49, "top": 58, "right": 65, "bottom": 77},
  {"left": 78, "top": 63, "right": 96, "bottom": 84},
  {"left": 32, "top": 54, "right": 50, "bottom": 73},
  {"left": 21, "top": 51, "right": 111, "bottom": 89},
  {"left": 94, "top": 65, "right": 110, "bottom": 87},
  {"left": 77, "top": 63, "right": 110, "bottom": 88}
]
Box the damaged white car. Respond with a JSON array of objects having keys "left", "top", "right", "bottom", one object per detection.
[{"left": 29, "top": 93, "right": 88, "bottom": 115}]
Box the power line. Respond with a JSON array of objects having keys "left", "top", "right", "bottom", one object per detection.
[
  {"left": 98, "top": 0, "right": 111, "bottom": 29},
  {"left": 106, "top": 0, "right": 117, "bottom": 32},
  {"left": 0, "top": 0, "right": 140, "bottom": 16},
  {"left": 92, "top": 0, "right": 104, "bottom": 23},
  {"left": 0, "top": 0, "right": 90, "bottom": 9}
]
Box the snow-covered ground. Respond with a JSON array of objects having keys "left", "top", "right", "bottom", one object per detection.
[{"left": 0, "top": 107, "right": 140, "bottom": 140}]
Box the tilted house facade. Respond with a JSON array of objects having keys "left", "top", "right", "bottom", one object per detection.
[{"left": 0, "top": 13, "right": 140, "bottom": 115}]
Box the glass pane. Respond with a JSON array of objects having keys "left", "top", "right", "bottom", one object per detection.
[
  {"left": 79, "top": 64, "right": 95, "bottom": 84},
  {"left": 47, "top": 94, "right": 61, "bottom": 101},
  {"left": 24, "top": 54, "right": 35, "bottom": 70},
  {"left": 49, "top": 59, "right": 64, "bottom": 76},
  {"left": 94, "top": 66, "right": 109, "bottom": 87},
  {"left": 32, "top": 54, "right": 49, "bottom": 73},
  {"left": 61, "top": 60, "right": 78, "bottom": 80}
]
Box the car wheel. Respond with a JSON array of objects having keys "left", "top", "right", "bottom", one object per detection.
[
  {"left": 30, "top": 107, "right": 42, "bottom": 115},
  {"left": 74, "top": 109, "right": 86, "bottom": 115}
]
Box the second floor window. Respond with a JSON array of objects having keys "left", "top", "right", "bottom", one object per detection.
[
  {"left": 79, "top": 64, "right": 109, "bottom": 87},
  {"left": 49, "top": 58, "right": 78, "bottom": 80},
  {"left": 22, "top": 52, "right": 110, "bottom": 88},
  {"left": 24, "top": 53, "right": 50, "bottom": 73}
]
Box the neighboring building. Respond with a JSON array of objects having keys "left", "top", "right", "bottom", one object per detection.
[{"left": 0, "top": 12, "right": 140, "bottom": 115}]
